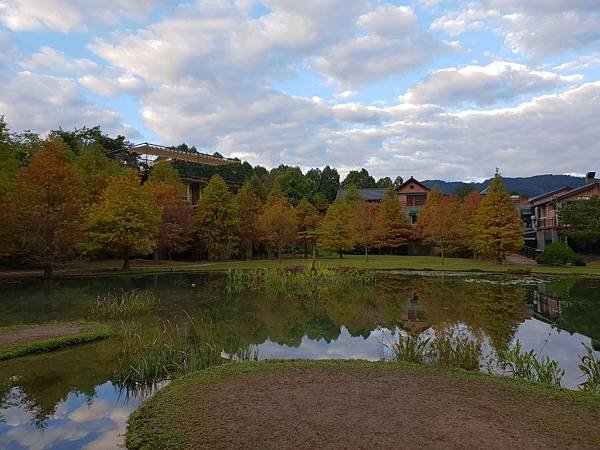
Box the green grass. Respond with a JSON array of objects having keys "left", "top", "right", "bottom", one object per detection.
[
  {"left": 0, "top": 322, "right": 112, "bottom": 360},
  {"left": 126, "top": 359, "right": 600, "bottom": 450},
  {"left": 2, "top": 255, "right": 600, "bottom": 281}
]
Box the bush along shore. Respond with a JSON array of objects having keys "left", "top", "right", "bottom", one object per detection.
[{"left": 0, "top": 322, "right": 112, "bottom": 360}]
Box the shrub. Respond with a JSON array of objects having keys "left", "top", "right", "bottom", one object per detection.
[{"left": 537, "top": 241, "right": 584, "bottom": 266}]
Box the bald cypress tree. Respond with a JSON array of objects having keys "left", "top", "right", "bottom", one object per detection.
[
  {"left": 375, "top": 186, "right": 411, "bottom": 251},
  {"left": 472, "top": 174, "right": 524, "bottom": 262}
]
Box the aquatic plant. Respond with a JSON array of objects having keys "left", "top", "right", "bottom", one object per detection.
[
  {"left": 387, "top": 332, "right": 430, "bottom": 364},
  {"left": 578, "top": 344, "right": 600, "bottom": 393},
  {"left": 430, "top": 329, "right": 481, "bottom": 371},
  {"left": 113, "top": 317, "right": 220, "bottom": 388},
  {"left": 491, "top": 340, "right": 564, "bottom": 387},
  {"left": 225, "top": 266, "right": 377, "bottom": 295},
  {"left": 90, "top": 290, "right": 158, "bottom": 319}
]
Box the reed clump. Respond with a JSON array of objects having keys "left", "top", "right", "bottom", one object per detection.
[
  {"left": 226, "top": 266, "right": 376, "bottom": 295},
  {"left": 90, "top": 290, "right": 158, "bottom": 319},
  {"left": 578, "top": 344, "right": 600, "bottom": 393},
  {"left": 113, "top": 317, "right": 220, "bottom": 388}
]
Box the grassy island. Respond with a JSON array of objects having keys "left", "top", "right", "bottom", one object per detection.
[
  {"left": 126, "top": 360, "right": 600, "bottom": 450},
  {"left": 0, "top": 322, "right": 111, "bottom": 360}
]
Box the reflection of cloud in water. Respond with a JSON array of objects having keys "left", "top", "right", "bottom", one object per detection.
[
  {"left": 0, "top": 382, "right": 140, "bottom": 450},
  {"left": 257, "top": 326, "right": 398, "bottom": 360},
  {"left": 514, "top": 318, "right": 600, "bottom": 389}
]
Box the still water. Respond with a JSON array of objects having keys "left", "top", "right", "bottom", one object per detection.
[{"left": 0, "top": 272, "right": 599, "bottom": 449}]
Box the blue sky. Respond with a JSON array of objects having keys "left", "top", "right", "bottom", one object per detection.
[{"left": 1, "top": 0, "right": 599, "bottom": 181}]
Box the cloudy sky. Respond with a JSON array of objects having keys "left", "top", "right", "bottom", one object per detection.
[{"left": 1, "top": 0, "right": 599, "bottom": 181}]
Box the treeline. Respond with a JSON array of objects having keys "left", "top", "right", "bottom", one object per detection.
[{"left": 0, "top": 120, "right": 524, "bottom": 277}]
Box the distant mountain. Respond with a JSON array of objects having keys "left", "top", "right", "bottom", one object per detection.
[{"left": 423, "top": 174, "right": 588, "bottom": 198}]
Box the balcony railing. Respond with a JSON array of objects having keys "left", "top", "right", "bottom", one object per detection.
[{"left": 536, "top": 217, "right": 557, "bottom": 229}]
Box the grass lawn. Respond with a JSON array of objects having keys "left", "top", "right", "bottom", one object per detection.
[
  {"left": 2, "top": 255, "right": 600, "bottom": 280},
  {"left": 126, "top": 360, "right": 600, "bottom": 450},
  {"left": 0, "top": 322, "right": 111, "bottom": 360}
]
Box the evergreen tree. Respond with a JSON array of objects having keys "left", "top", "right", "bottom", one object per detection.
[
  {"left": 72, "top": 144, "right": 121, "bottom": 205},
  {"left": 320, "top": 201, "right": 355, "bottom": 258},
  {"left": 559, "top": 198, "right": 600, "bottom": 251},
  {"left": 86, "top": 169, "right": 162, "bottom": 269},
  {"left": 375, "top": 186, "right": 411, "bottom": 250},
  {"left": 375, "top": 177, "right": 393, "bottom": 188},
  {"left": 341, "top": 169, "right": 376, "bottom": 188},
  {"left": 343, "top": 184, "right": 363, "bottom": 207},
  {"left": 195, "top": 175, "right": 239, "bottom": 260},
  {"left": 458, "top": 191, "right": 482, "bottom": 256},
  {"left": 148, "top": 160, "right": 185, "bottom": 188},
  {"left": 13, "top": 138, "right": 83, "bottom": 278},
  {"left": 472, "top": 174, "right": 524, "bottom": 262},
  {"left": 258, "top": 188, "right": 297, "bottom": 260},
  {"left": 238, "top": 176, "right": 265, "bottom": 259}
]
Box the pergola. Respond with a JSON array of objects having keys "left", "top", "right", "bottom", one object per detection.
[{"left": 130, "top": 142, "right": 236, "bottom": 166}]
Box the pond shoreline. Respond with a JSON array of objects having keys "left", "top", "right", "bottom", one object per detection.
[
  {"left": 126, "top": 360, "right": 600, "bottom": 450},
  {"left": 1, "top": 255, "right": 599, "bottom": 283}
]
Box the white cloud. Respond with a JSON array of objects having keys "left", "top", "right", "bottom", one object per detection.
[
  {"left": 0, "top": 0, "right": 164, "bottom": 32},
  {"left": 404, "top": 61, "right": 582, "bottom": 106},
  {"left": 20, "top": 46, "right": 99, "bottom": 74},
  {"left": 316, "top": 5, "right": 451, "bottom": 87},
  {"left": 554, "top": 53, "right": 600, "bottom": 72},
  {"left": 431, "top": 1, "right": 600, "bottom": 58},
  {"left": 0, "top": 69, "right": 138, "bottom": 137}
]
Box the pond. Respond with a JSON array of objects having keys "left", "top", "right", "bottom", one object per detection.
[{"left": 0, "top": 271, "right": 599, "bottom": 449}]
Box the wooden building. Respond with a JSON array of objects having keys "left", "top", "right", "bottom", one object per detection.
[{"left": 529, "top": 172, "right": 599, "bottom": 250}]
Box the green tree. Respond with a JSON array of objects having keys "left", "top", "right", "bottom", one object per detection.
[
  {"left": 375, "top": 186, "right": 411, "bottom": 250},
  {"left": 238, "top": 176, "right": 265, "bottom": 259},
  {"left": 258, "top": 188, "right": 297, "bottom": 260},
  {"left": 148, "top": 160, "right": 185, "bottom": 188},
  {"left": 86, "top": 169, "right": 162, "bottom": 269},
  {"left": 195, "top": 175, "right": 239, "bottom": 260},
  {"left": 11, "top": 139, "right": 83, "bottom": 278},
  {"left": 559, "top": 198, "right": 600, "bottom": 251},
  {"left": 472, "top": 174, "right": 524, "bottom": 262},
  {"left": 453, "top": 184, "right": 476, "bottom": 199},
  {"left": 306, "top": 165, "right": 340, "bottom": 204},
  {"left": 72, "top": 144, "right": 122, "bottom": 205},
  {"left": 342, "top": 184, "right": 363, "bottom": 207},
  {"left": 341, "top": 169, "right": 376, "bottom": 188},
  {"left": 376, "top": 177, "right": 393, "bottom": 188},
  {"left": 320, "top": 192, "right": 357, "bottom": 258},
  {"left": 271, "top": 165, "right": 311, "bottom": 206},
  {"left": 393, "top": 176, "right": 404, "bottom": 188},
  {"left": 296, "top": 198, "right": 320, "bottom": 258}
]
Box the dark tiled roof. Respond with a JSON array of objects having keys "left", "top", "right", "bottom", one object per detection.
[
  {"left": 396, "top": 176, "right": 430, "bottom": 192},
  {"left": 556, "top": 182, "right": 599, "bottom": 200},
  {"left": 335, "top": 188, "right": 388, "bottom": 201},
  {"left": 528, "top": 186, "right": 573, "bottom": 204}
]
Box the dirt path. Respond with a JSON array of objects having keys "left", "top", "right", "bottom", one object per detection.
[
  {"left": 139, "top": 366, "right": 600, "bottom": 449},
  {"left": 0, "top": 325, "right": 89, "bottom": 347}
]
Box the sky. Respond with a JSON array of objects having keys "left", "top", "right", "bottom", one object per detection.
[{"left": 1, "top": 0, "right": 599, "bottom": 181}]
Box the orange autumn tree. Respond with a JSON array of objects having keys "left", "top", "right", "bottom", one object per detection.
[
  {"left": 258, "top": 187, "right": 297, "bottom": 260},
  {"left": 416, "top": 188, "right": 461, "bottom": 262},
  {"left": 147, "top": 161, "right": 195, "bottom": 259},
  {"left": 375, "top": 186, "right": 411, "bottom": 252},
  {"left": 296, "top": 197, "right": 320, "bottom": 258},
  {"left": 458, "top": 191, "right": 482, "bottom": 256},
  {"left": 86, "top": 169, "right": 162, "bottom": 269},
  {"left": 13, "top": 138, "right": 83, "bottom": 279},
  {"left": 351, "top": 202, "right": 379, "bottom": 261}
]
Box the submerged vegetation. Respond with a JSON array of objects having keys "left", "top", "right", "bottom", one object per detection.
[
  {"left": 89, "top": 290, "right": 159, "bottom": 319},
  {"left": 226, "top": 266, "right": 377, "bottom": 295}
]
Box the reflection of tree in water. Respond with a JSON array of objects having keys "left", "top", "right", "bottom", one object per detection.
[
  {"left": 0, "top": 339, "right": 119, "bottom": 428},
  {"left": 541, "top": 278, "right": 600, "bottom": 350}
]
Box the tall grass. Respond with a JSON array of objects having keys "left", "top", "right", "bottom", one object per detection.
[
  {"left": 388, "top": 328, "right": 481, "bottom": 370},
  {"left": 488, "top": 340, "right": 564, "bottom": 387},
  {"left": 226, "top": 266, "right": 376, "bottom": 295},
  {"left": 90, "top": 290, "right": 158, "bottom": 319},
  {"left": 112, "top": 316, "right": 220, "bottom": 389},
  {"left": 578, "top": 344, "right": 600, "bottom": 393}
]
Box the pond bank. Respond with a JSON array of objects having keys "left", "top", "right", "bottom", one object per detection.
[
  {"left": 126, "top": 360, "right": 600, "bottom": 450},
  {"left": 0, "top": 322, "right": 111, "bottom": 360},
  {"left": 1, "top": 255, "right": 600, "bottom": 282}
]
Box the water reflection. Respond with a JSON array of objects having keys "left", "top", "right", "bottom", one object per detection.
[{"left": 0, "top": 272, "right": 598, "bottom": 449}]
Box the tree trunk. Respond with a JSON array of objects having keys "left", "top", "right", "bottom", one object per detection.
[
  {"left": 364, "top": 245, "right": 369, "bottom": 262},
  {"left": 311, "top": 239, "right": 317, "bottom": 272},
  {"left": 43, "top": 265, "right": 54, "bottom": 280},
  {"left": 245, "top": 240, "right": 252, "bottom": 260},
  {"left": 304, "top": 239, "right": 308, "bottom": 259},
  {"left": 277, "top": 243, "right": 282, "bottom": 261},
  {"left": 122, "top": 249, "right": 131, "bottom": 270},
  {"left": 339, "top": 252, "right": 344, "bottom": 259},
  {"left": 153, "top": 249, "right": 159, "bottom": 261}
]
